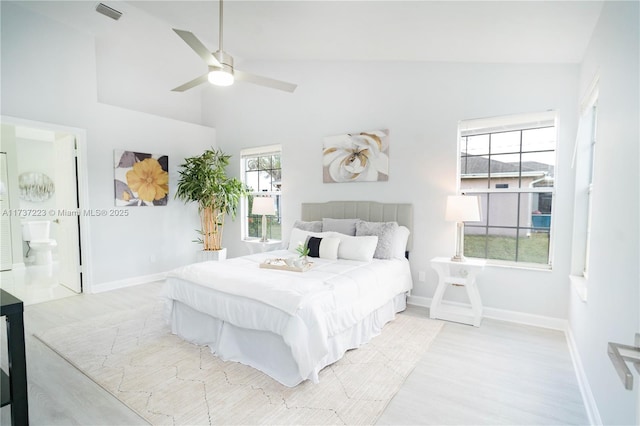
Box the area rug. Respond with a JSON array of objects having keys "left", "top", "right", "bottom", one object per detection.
[{"left": 35, "top": 301, "right": 443, "bottom": 425}]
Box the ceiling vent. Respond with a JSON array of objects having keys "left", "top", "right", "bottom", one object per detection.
[{"left": 95, "top": 3, "right": 122, "bottom": 20}]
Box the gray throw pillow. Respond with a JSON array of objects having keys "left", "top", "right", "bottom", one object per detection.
[
  {"left": 322, "top": 218, "right": 359, "bottom": 236},
  {"left": 355, "top": 220, "right": 399, "bottom": 259},
  {"left": 293, "top": 220, "right": 323, "bottom": 232}
]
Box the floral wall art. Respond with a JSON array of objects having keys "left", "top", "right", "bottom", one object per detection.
[
  {"left": 322, "top": 129, "right": 389, "bottom": 183},
  {"left": 114, "top": 150, "right": 169, "bottom": 206}
]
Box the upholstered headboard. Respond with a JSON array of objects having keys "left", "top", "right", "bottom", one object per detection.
[{"left": 300, "top": 201, "right": 413, "bottom": 251}]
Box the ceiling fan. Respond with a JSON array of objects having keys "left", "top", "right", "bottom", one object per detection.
[{"left": 171, "top": 0, "right": 297, "bottom": 93}]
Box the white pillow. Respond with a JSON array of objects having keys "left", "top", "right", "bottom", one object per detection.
[
  {"left": 327, "top": 232, "right": 378, "bottom": 262},
  {"left": 306, "top": 236, "right": 340, "bottom": 260},
  {"left": 391, "top": 226, "right": 411, "bottom": 259}
]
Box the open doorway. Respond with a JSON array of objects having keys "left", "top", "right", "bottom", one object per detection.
[{"left": 0, "top": 117, "right": 89, "bottom": 305}]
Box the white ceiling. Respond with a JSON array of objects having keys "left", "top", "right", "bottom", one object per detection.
[{"left": 19, "top": 0, "right": 604, "bottom": 64}]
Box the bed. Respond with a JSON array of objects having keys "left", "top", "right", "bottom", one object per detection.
[{"left": 163, "top": 201, "right": 413, "bottom": 387}]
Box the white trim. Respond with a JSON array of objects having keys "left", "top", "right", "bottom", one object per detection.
[
  {"left": 75, "top": 129, "right": 92, "bottom": 293},
  {"left": 459, "top": 111, "right": 557, "bottom": 136},
  {"left": 483, "top": 305, "right": 566, "bottom": 331},
  {"left": 566, "top": 326, "right": 603, "bottom": 426},
  {"left": 580, "top": 73, "right": 600, "bottom": 115},
  {"left": 240, "top": 144, "right": 282, "bottom": 158},
  {"left": 90, "top": 272, "right": 167, "bottom": 294},
  {"left": 11, "top": 262, "right": 25, "bottom": 270},
  {"left": 407, "top": 295, "right": 567, "bottom": 331},
  {"left": 406, "top": 295, "right": 430, "bottom": 308}
]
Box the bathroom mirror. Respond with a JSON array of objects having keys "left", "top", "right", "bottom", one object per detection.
[{"left": 18, "top": 172, "right": 55, "bottom": 202}]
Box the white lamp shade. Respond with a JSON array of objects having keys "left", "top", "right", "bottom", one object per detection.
[
  {"left": 252, "top": 196, "right": 275, "bottom": 216},
  {"left": 445, "top": 195, "right": 482, "bottom": 222}
]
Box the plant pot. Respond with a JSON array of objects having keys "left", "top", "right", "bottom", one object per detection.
[{"left": 197, "top": 248, "right": 227, "bottom": 262}]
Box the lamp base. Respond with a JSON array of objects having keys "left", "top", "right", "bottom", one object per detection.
[
  {"left": 260, "top": 214, "right": 268, "bottom": 242},
  {"left": 452, "top": 222, "right": 466, "bottom": 262}
]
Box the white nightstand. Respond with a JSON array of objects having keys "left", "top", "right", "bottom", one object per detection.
[
  {"left": 243, "top": 239, "right": 283, "bottom": 254},
  {"left": 429, "top": 257, "right": 486, "bottom": 327}
]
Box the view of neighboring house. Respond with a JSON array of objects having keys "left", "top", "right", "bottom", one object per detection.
[{"left": 461, "top": 154, "right": 554, "bottom": 235}]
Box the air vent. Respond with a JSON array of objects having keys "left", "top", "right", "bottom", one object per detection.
[{"left": 95, "top": 3, "right": 122, "bottom": 20}]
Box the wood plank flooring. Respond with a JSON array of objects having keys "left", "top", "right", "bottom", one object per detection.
[
  {"left": 377, "top": 309, "right": 589, "bottom": 425},
  {"left": 1, "top": 282, "right": 588, "bottom": 425}
]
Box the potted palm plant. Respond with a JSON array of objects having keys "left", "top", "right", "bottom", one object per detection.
[{"left": 175, "top": 148, "right": 246, "bottom": 260}]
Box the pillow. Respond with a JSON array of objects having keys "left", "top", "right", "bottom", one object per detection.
[
  {"left": 355, "top": 220, "right": 399, "bottom": 259},
  {"left": 322, "top": 218, "right": 359, "bottom": 236},
  {"left": 293, "top": 220, "right": 323, "bottom": 232},
  {"left": 306, "top": 236, "right": 340, "bottom": 260},
  {"left": 391, "top": 226, "right": 411, "bottom": 259},
  {"left": 326, "top": 232, "right": 378, "bottom": 262},
  {"left": 288, "top": 228, "right": 326, "bottom": 253}
]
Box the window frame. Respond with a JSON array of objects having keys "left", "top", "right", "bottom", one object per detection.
[
  {"left": 240, "top": 144, "right": 282, "bottom": 242},
  {"left": 569, "top": 78, "right": 598, "bottom": 301},
  {"left": 583, "top": 103, "right": 597, "bottom": 278},
  {"left": 572, "top": 81, "right": 598, "bottom": 279},
  {"left": 458, "top": 111, "right": 558, "bottom": 268}
]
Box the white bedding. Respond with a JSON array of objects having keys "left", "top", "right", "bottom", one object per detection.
[{"left": 163, "top": 250, "right": 412, "bottom": 385}]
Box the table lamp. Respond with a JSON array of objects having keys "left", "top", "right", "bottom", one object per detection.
[
  {"left": 445, "top": 195, "right": 482, "bottom": 262},
  {"left": 252, "top": 196, "right": 276, "bottom": 242}
]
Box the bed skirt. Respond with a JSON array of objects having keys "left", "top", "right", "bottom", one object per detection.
[{"left": 167, "top": 292, "right": 407, "bottom": 387}]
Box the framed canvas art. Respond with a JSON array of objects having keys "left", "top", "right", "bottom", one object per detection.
[
  {"left": 323, "top": 129, "right": 389, "bottom": 183},
  {"left": 114, "top": 150, "right": 168, "bottom": 206}
]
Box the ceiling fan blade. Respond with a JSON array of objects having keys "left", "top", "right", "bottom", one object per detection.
[
  {"left": 171, "top": 73, "right": 209, "bottom": 92},
  {"left": 173, "top": 28, "right": 221, "bottom": 68},
  {"left": 234, "top": 69, "right": 297, "bottom": 93}
]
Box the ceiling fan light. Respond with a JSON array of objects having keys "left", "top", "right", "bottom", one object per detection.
[{"left": 208, "top": 69, "right": 234, "bottom": 86}]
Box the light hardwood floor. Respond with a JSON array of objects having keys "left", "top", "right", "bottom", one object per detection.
[
  {"left": 1, "top": 282, "right": 588, "bottom": 425},
  {"left": 378, "top": 310, "right": 589, "bottom": 425}
]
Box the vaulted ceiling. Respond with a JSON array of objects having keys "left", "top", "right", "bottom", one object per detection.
[{"left": 19, "top": 1, "right": 603, "bottom": 64}]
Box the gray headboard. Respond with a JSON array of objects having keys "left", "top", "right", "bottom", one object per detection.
[{"left": 301, "top": 201, "right": 413, "bottom": 251}]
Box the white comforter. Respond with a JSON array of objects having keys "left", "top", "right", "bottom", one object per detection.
[{"left": 164, "top": 250, "right": 412, "bottom": 383}]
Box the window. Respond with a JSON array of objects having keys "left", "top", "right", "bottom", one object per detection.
[
  {"left": 240, "top": 145, "right": 282, "bottom": 241},
  {"left": 571, "top": 81, "right": 598, "bottom": 279},
  {"left": 583, "top": 103, "right": 597, "bottom": 277},
  {"left": 458, "top": 112, "right": 557, "bottom": 266}
]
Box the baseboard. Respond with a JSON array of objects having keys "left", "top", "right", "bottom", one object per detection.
[
  {"left": 565, "top": 326, "right": 602, "bottom": 426},
  {"left": 91, "top": 272, "right": 167, "bottom": 294},
  {"left": 407, "top": 295, "right": 567, "bottom": 331}
]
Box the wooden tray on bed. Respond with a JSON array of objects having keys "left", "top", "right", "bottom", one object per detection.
[{"left": 260, "top": 258, "right": 313, "bottom": 272}]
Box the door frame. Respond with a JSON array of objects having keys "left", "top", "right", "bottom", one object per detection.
[{"left": 1, "top": 115, "right": 93, "bottom": 293}]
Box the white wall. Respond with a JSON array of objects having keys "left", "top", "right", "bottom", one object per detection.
[
  {"left": 1, "top": 2, "right": 216, "bottom": 291},
  {"left": 569, "top": 2, "right": 640, "bottom": 424},
  {"left": 203, "top": 60, "right": 579, "bottom": 320},
  {"left": 15, "top": 138, "right": 57, "bottom": 212}
]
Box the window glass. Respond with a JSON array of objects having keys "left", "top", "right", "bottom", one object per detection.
[
  {"left": 459, "top": 113, "right": 556, "bottom": 266},
  {"left": 241, "top": 146, "right": 282, "bottom": 241}
]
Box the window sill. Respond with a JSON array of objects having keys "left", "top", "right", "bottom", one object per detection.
[
  {"left": 467, "top": 257, "right": 552, "bottom": 272},
  {"left": 569, "top": 275, "right": 588, "bottom": 302},
  {"left": 243, "top": 238, "right": 283, "bottom": 245}
]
